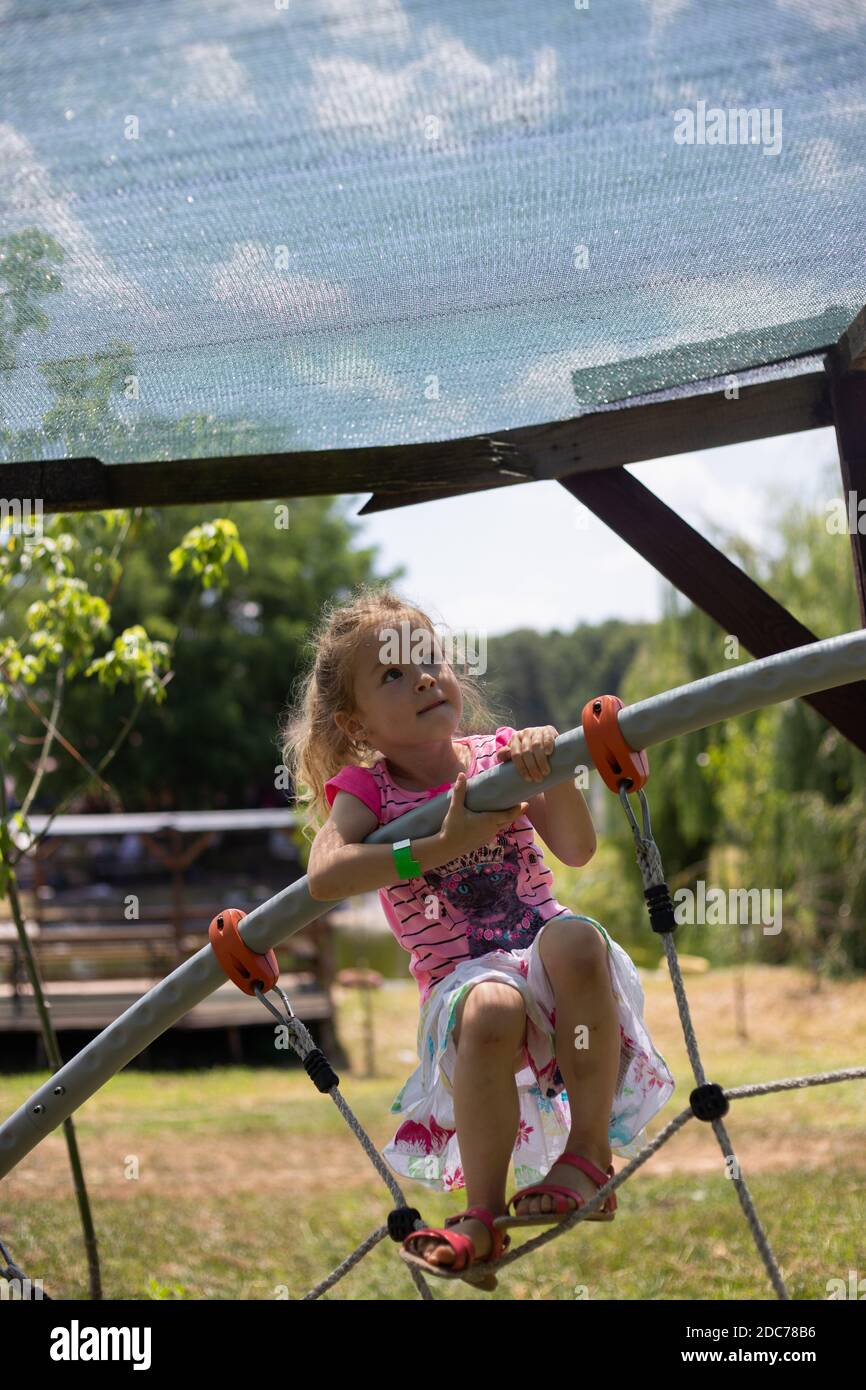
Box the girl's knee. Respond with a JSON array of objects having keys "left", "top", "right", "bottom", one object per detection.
[
  {"left": 541, "top": 918, "right": 609, "bottom": 979},
  {"left": 452, "top": 981, "right": 526, "bottom": 1051}
]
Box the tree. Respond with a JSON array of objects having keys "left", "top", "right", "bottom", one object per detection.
[
  {"left": 617, "top": 460, "right": 866, "bottom": 978},
  {"left": 2, "top": 497, "right": 404, "bottom": 812},
  {"left": 0, "top": 508, "right": 248, "bottom": 1298}
]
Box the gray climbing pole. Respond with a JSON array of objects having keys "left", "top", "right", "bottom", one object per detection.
[{"left": 1, "top": 627, "right": 865, "bottom": 1181}]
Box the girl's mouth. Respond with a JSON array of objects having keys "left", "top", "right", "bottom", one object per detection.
[{"left": 418, "top": 700, "right": 447, "bottom": 715}]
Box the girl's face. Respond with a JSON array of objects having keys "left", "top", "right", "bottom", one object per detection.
[{"left": 336, "top": 626, "right": 463, "bottom": 753}]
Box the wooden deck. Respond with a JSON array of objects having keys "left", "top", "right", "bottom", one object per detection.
[
  {"left": 0, "top": 817, "right": 356, "bottom": 1066},
  {"left": 0, "top": 974, "right": 329, "bottom": 1032}
]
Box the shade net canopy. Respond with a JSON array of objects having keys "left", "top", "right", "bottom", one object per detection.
[{"left": 0, "top": 0, "right": 864, "bottom": 466}]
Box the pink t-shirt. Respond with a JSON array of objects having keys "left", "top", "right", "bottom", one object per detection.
[{"left": 323, "top": 726, "right": 573, "bottom": 1002}]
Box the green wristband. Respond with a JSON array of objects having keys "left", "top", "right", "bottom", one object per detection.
[{"left": 393, "top": 838, "right": 422, "bottom": 880}]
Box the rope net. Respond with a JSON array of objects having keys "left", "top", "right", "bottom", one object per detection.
[
  {"left": 3, "top": 780, "right": 862, "bottom": 1302},
  {"left": 276, "top": 782, "right": 866, "bottom": 1301}
]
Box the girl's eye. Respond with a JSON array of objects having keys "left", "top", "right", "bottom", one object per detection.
[{"left": 383, "top": 667, "right": 402, "bottom": 682}]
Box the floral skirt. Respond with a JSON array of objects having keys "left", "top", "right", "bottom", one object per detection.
[{"left": 382, "top": 913, "right": 676, "bottom": 1194}]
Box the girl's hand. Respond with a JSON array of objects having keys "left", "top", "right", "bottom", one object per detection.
[
  {"left": 437, "top": 772, "right": 529, "bottom": 860},
  {"left": 494, "top": 726, "right": 559, "bottom": 783}
]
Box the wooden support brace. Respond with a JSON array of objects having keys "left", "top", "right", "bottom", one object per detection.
[
  {"left": 827, "top": 306, "right": 866, "bottom": 628},
  {"left": 558, "top": 467, "right": 866, "bottom": 756}
]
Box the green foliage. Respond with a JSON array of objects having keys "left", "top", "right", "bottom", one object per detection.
[
  {"left": 145, "top": 1277, "right": 195, "bottom": 1300},
  {"left": 1, "top": 497, "right": 403, "bottom": 811},
  {"left": 0, "top": 816, "right": 19, "bottom": 894},
  {"left": 39, "top": 342, "right": 137, "bottom": 458},
  {"left": 26, "top": 580, "right": 111, "bottom": 676},
  {"left": 610, "top": 460, "right": 866, "bottom": 977},
  {"left": 0, "top": 504, "right": 269, "bottom": 822},
  {"left": 168, "top": 518, "right": 248, "bottom": 591},
  {"left": 0, "top": 226, "right": 292, "bottom": 463},
  {"left": 485, "top": 620, "right": 647, "bottom": 732},
  {"left": 0, "top": 228, "right": 64, "bottom": 375},
  {"left": 85, "top": 625, "right": 171, "bottom": 703}
]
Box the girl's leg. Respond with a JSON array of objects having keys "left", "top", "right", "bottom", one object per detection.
[
  {"left": 515, "top": 919, "right": 620, "bottom": 1217},
  {"left": 412, "top": 980, "right": 526, "bottom": 1267}
]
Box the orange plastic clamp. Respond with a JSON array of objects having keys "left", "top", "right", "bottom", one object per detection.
[
  {"left": 208, "top": 907, "right": 279, "bottom": 996},
  {"left": 581, "top": 695, "right": 649, "bottom": 793}
]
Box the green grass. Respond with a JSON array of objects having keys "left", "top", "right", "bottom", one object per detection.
[
  {"left": 4, "top": 1167, "right": 863, "bottom": 1301},
  {"left": 2, "top": 964, "right": 865, "bottom": 1301},
  {"left": 2, "top": 1063, "right": 863, "bottom": 1301}
]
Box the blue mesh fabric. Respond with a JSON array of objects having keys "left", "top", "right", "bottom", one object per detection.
[{"left": 0, "top": 0, "right": 864, "bottom": 464}]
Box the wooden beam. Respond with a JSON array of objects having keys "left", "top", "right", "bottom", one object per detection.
[
  {"left": 360, "top": 367, "right": 832, "bottom": 513},
  {"left": 826, "top": 307, "right": 866, "bottom": 627},
  {"left": 835, "top": 305, "right": 866, "bottom": 374},
  {"left": 0, "top": 442, "right": 522, "bottom": 515},
  {"left": 0, "top": 367, "right": 831, "bottom": 515},
  {"left": 358, "top": 479, "right": 519, "bottom": 514},
  {"left": 558, "top": 466, "right": 866, "bottom": 756}
]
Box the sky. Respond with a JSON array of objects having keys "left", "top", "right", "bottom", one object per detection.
[{"left": 351, "top": 423, "right": 844, "bottom": 633}]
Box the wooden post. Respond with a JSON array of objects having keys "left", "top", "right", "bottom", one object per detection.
[
  {"left": 226, "top": 1025, "right": 243, "bottom": 1064},
  {"left": 170, "top": 831, "right": 184, "bottom": 966},
  {"left": 827, "top": 306, "right": 866, "bottom": 627}
]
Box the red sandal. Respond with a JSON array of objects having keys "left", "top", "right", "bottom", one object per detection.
[
  {"left": 400, "top": 1205, "right": 512, "bottom": 1283},
  {"left": 494, "top": 1151, "right": 617, "bottom": 1230}
]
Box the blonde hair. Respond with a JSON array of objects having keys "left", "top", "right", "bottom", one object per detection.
[{"left": 277, "top": 583, "right": 509, "bottom": 845}]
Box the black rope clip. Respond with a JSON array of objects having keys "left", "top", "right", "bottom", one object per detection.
[
  {"left": 644, "top": 882, "right": 678, "bottom": 936},
  {"left": 303, "top": 1048, "right": 340, "bottom": 1094},
  {"left": 617, "top": 783, "right": 678, "bottom": 935},
  {"left": 387, "top": 1206, "right": 424, "bottom": 1243},
  {"left": 689, "top": 1083, "right": 730, "bottom": 1121},
  {"left": 253, "top": 982, "right": 340, "bottom": 1092}
]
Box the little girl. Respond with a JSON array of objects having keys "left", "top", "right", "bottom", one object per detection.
[{"left": 280, "top": 585, "right": 675, "bottom": 1287}]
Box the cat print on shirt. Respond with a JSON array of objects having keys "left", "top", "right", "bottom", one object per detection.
[{"left": 423, "top": 834, "right": 546, "bottom": 957}]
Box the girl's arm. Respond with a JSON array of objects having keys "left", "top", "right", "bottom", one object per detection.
[
  {"left": 493, "top": 725, "right": 597, "bottom": 868},
  {"left": 524, "top": 781, "right": 597, "bottom": 867},
  {"left": 307, "top": 791, "right": 450, "bottom": 901}
]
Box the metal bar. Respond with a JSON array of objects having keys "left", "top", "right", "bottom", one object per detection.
[{"left": 2, "top": 627, "right": 866, "bottom": 1180}]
